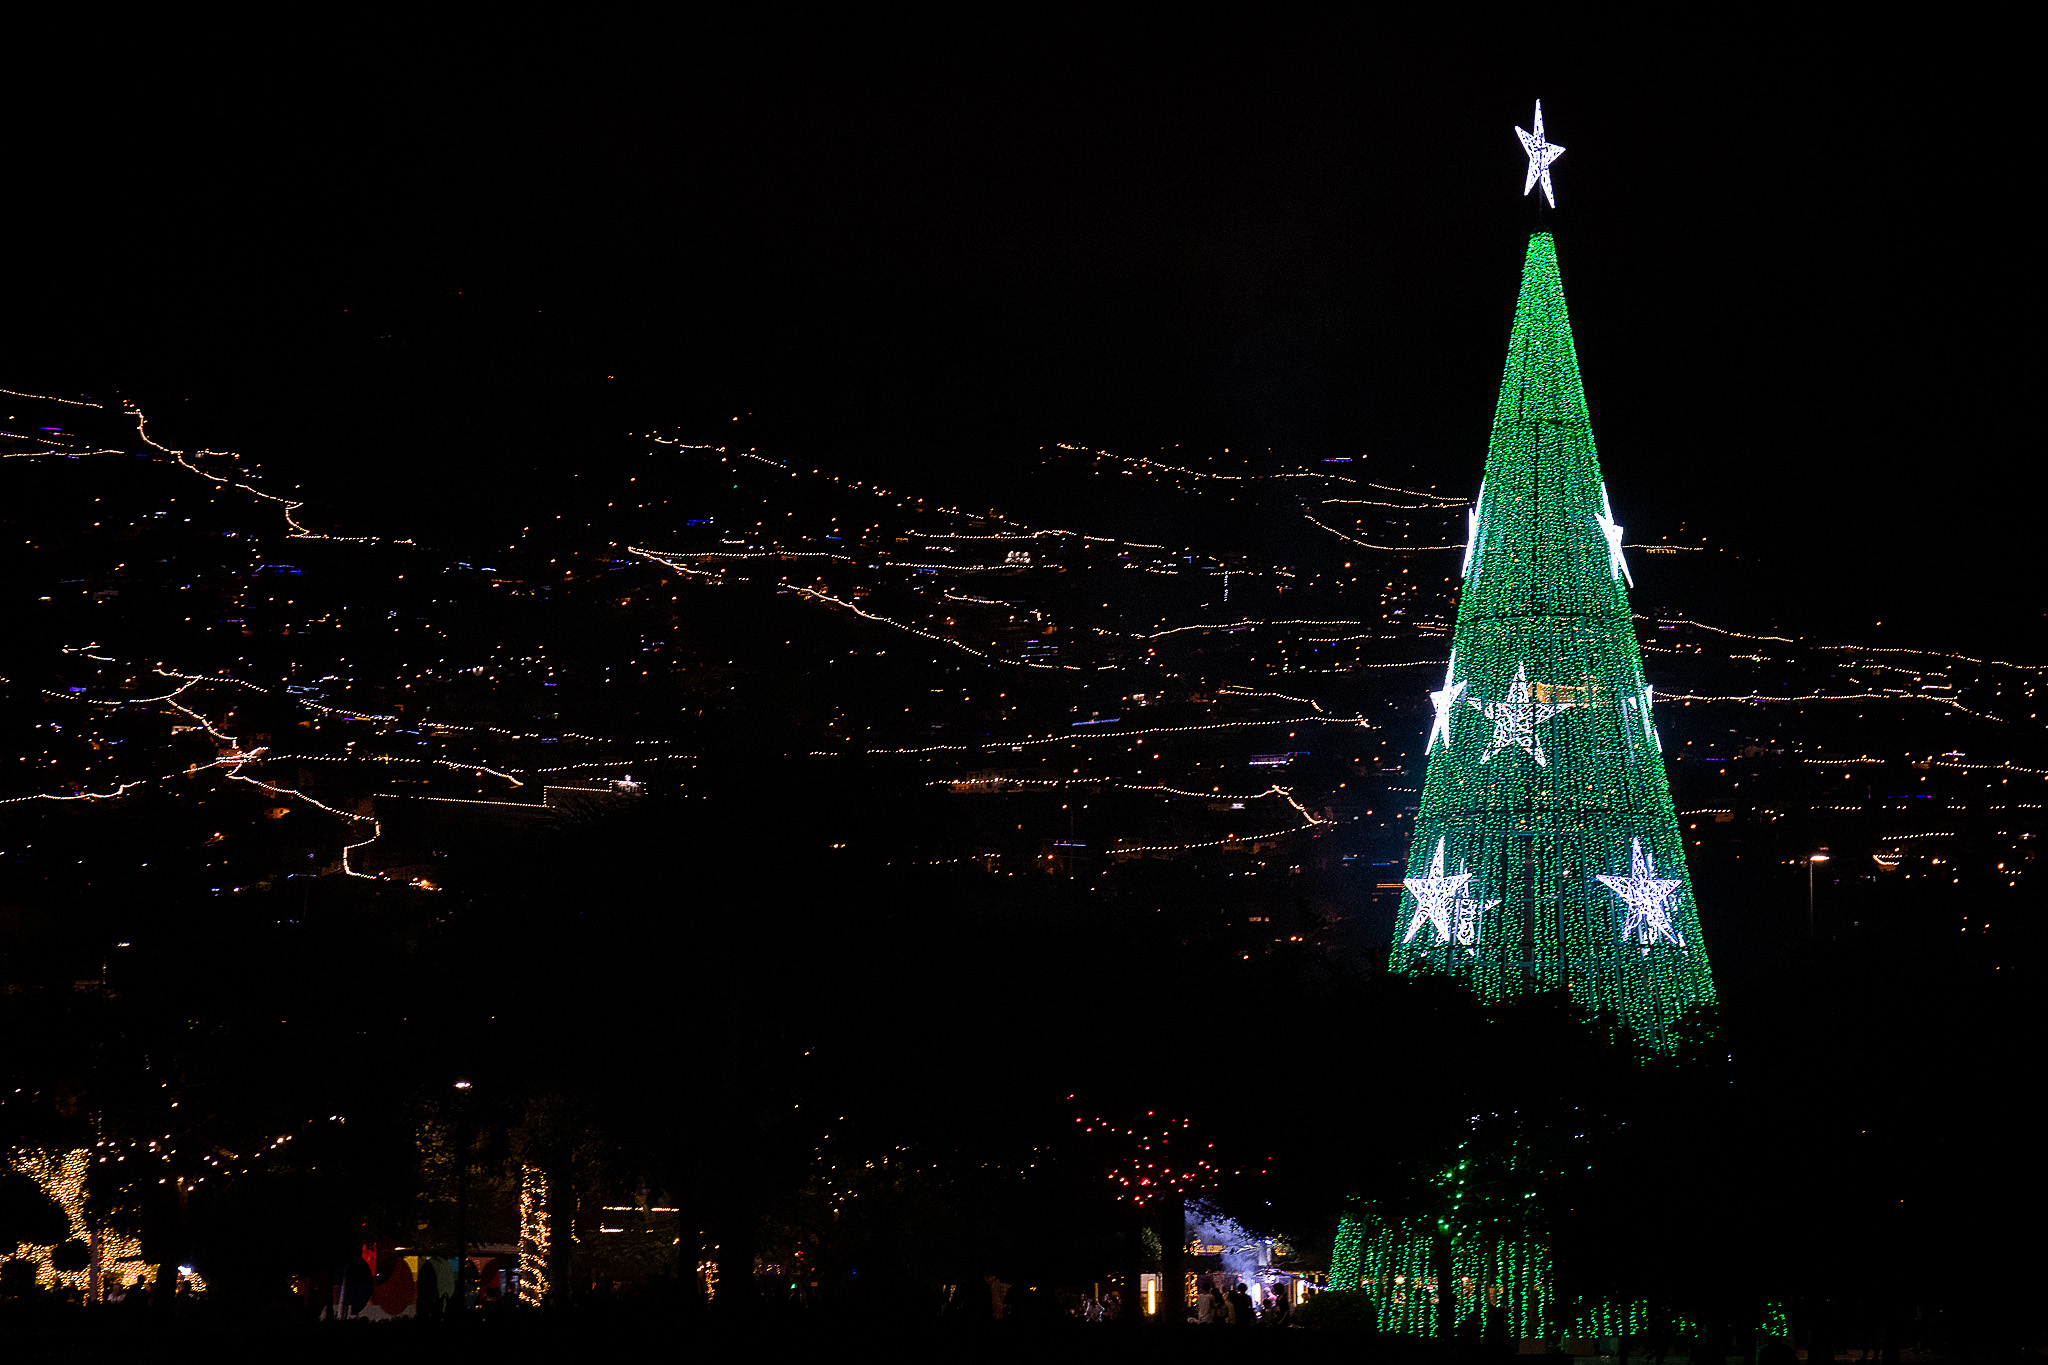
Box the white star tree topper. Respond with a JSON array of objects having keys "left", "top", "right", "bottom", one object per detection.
[
  {"left": 1595, "top": 482, "right": 1633, "bottom": 586},
  {"left": 1598, "top": 837, "right": 1686, "bottom": 948},
  {"left": 1470, "top": 662, "right": 1569, "bottom": 766},
  {"left": 1427, "top": 650, "right": 1467, "bottom": 754},
  {"left": 1516, "top": 99, "right": 1565, "bottom": 208}
]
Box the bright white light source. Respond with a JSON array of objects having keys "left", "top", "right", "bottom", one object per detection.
[
  {"left": 1595, "top": 482, "right": 1632, "bottom": 586},
  {"left": 1516, "top": 100, "right": 1565, "bottom": 208},
  {"left": 1625, "top": 684, "right": 1661, "bottom": 752},
  {"left": 1403, "top": 837, "right": 1473, "bottom": 945},
  {"left": 1426, "top": 650, "right": 1467, "bottom": 754},
  {"left": 1599, "top": 838, "right": 1685, "bottom": 947},
  {"left": 1462, "top": 479, "right": 1487, "bottom": 579},
  {"left": 1470, "top": 662, "right": 1567, "bottom": 767}
]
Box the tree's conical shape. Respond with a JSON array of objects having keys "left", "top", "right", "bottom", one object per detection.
[{"left": 1391, "top": 231, "right": 1713, "bottom": 1047}]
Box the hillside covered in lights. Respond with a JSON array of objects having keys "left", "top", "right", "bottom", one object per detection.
[{"left": 5, "top": 387, "right": 2039, "bottom": 981}]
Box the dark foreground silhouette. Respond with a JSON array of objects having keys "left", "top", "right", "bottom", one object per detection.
[{"left": 2, "top": 1300, "right": 1485, "bottom": 1365}]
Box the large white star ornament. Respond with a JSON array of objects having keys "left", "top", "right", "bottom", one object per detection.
[
  {"left": 1598, "top": 838, "right": 1686, "bottom": 949},
  {"left": 1470, "top": 663, "right": 1568, "bottom": 766},
  {"left": 1427, "top": 651, "right": 1467, "bottom": 754},
  {"left": 1403, "top": 837, "right": 1475, "bottom": 946},
  {"left": 1595, "top": 483, "right": 1632, "bottom": 586},
  {"left": 1516, "top": 99, "right": 1565, "bottom": 208}
]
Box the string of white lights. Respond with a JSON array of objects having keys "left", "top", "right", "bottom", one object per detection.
[
  {"left": 1640, "top": 614, "right": 2046, "bottom": 672},
  {"left": 1633, "top": 615, "right": 1795, "bottom": 644},
  {"left": 656, "top": 436, "right": 1320, "bottom": 597},
  {"left": 1060, "top": 442, "right": 1364, "bottom": 486},
  {"left": 1368, "top": 481, "right": 1462, "bottom": 502},
  {"left": 1105, "top": 812, "right": 1332, "bottom": 854},
  {"left": 1298, "top": 642, "right": 1444, "bottom": 658},
  {"left": 1300, "top": 507, "right": 1462, "bottom": 552},
  {"left": 885, "top": 562, "right": 1025, "bottom": 573},
  {"left": 628, "top": 546, "right": 1085, "bottom": 671},
  {"left": 858, "top": 713, "right": 1365, "bottom": 756},
  {"left": 0, "top": 385, "right": 102, "bottom": 408},
  {"left": 131, "top": 409, "right": 399, "bottom": 546},
  {"left": 1817, "top": 643, "right": 2047, "bottom": 672},
  {"left": 1136, "top": 619, "right": 1364, "bottom": 641},
  {"left": 24, "top": 647, "right": 705, "bottom": 796},
  {"left": 1319, "top": 496, "right": 1468, "bottom": 510},
  {"left": 258, "top": 752, "right": 529, "bottom": 788},
  {"left": 1657, "top": 689, "right": 2011, "bottom": 722},
  {"left": 1217, "top": 686, "right": 1328, "bottom": 713},
  {"left": 930, "top": 776, "right": 1302, "bottom": 801},
  {"left": 909, "top": 805, "right": 1335, "bottom": 867},
  {"left": 668, "top": 549, "right": 856, "bottom": 561}
]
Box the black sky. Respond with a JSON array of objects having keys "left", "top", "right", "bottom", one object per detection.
[{"left": 7, "top": 37, "right": 2031, "bottom": 652}]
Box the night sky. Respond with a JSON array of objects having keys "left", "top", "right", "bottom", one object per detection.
[{"left": 8, "top": 42, "right": 2029, "bottom": 652}]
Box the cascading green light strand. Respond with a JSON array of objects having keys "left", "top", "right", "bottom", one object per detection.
[
  {"left": 1328, "top": 1208, "right": 1554, "bottom": 1338},
  {"left": 1329, "top": 1213, "right": 1364, "bottom": 1295},
  {"left": 1326, "top": 1143, "right": 1556, "bottom": 1337},
  {"left": 1392, "top": 231, "right": 1715, "bottom": 1049},
  {"left": 1332, "top": 1206, "right": 1781, "bottom": 1341}
]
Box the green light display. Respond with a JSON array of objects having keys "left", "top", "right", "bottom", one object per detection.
[
  {"left": 1330, "top": 1211, "right": 1785, "bottom": 1342},
  {"left": 1327, "top": 1210, "right": 1554, "bottom": 1338},
  {"left": 1392, "top": 231, "right": 1715, "bottom": 1049}
]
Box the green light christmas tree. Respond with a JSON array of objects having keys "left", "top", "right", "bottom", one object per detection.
[
  {"left": 1328, "top": 112, "right": 1719, "bottom": 1320},
  {"left": 1391, "top": 227, "right": 1714, "bottom": 1047}
]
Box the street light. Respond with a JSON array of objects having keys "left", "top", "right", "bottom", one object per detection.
[
  {"left": 453, "top": 1080, "right": 473, "bottom": 1315},
  {"left": 1807, "top": 853, "right": 1830, "bottom": 937}
]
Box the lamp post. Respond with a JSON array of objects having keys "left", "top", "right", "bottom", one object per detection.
[
  {"left": 453, "top": 1080, "right": 472, "bottom": 1315},
  {"left": 1807, "top": 853, "right": 1830, "bottom": 937}
]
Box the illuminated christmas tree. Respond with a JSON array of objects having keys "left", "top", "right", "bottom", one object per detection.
[
  {"left": 1330, "top": 110, "right": 1722, "bottom": 1333},
  {"left": 1391, "top": 228, "right": 1715, "bottom": 1048},
  {"left": 1328, "top": 226, "right": 1713, "bottom": 1331}
]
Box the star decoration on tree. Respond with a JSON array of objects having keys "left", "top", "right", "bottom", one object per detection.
[
  {"left": 1427, "top": 650, "right": 1467, "bottom": 754},
  {"left": 1516, "top": 99, "right": 1565, "bottom": 208},
  {"left": 1627, "top": 684, "right": 1660, "bottom": 751},
  {"left": 1461, "top": 479, "right": 1487, "bottom": 579},
  {"left": 1595, "top": 483, "right": 1632, "bottom": 586},
  {"left": 1598, "top": 837, "right": 1686, "bottom": 948},
  {"left": 1470, "top": 663, "right": 1567, "bottom": 766},
  {"left": 1403, "top": 837, "right": 1474, "bottom": 945}
]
